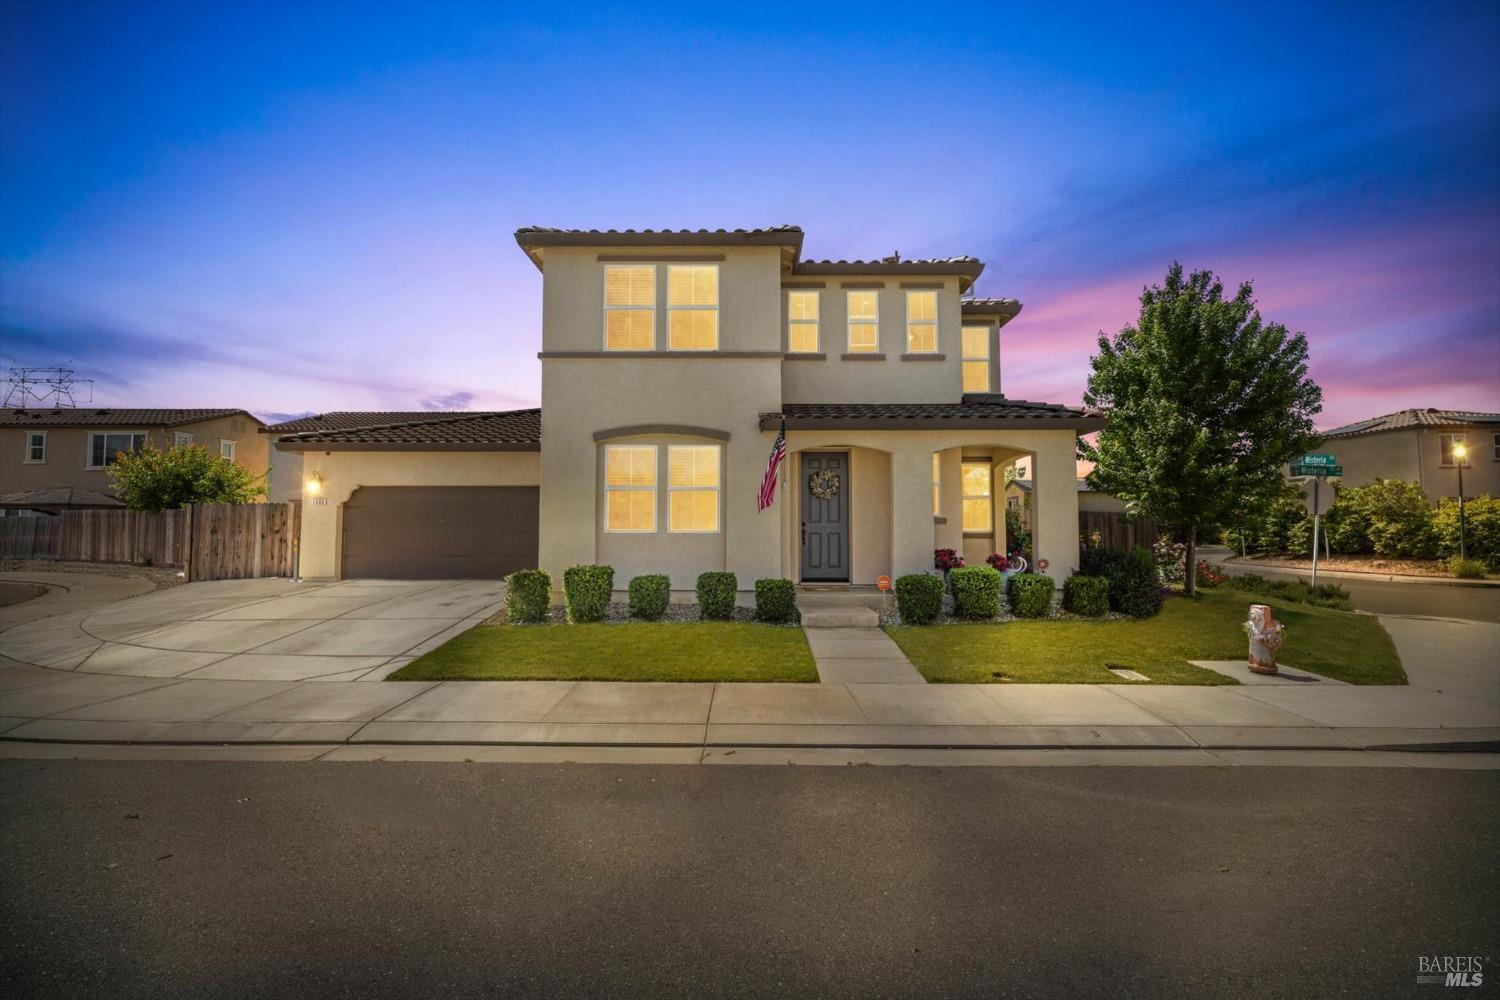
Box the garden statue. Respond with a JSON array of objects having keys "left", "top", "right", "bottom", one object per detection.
[{"left": 1245, "top": 603, "right": 1284, "bottom": 675}]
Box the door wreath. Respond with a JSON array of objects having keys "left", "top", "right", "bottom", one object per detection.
[{"left": 808, "top": 469, "right": 841, "bottom": 501}]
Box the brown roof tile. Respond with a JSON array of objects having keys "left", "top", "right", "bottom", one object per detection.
[
  {"left": 274, "top": 409, "right": 540, "bottom": 451},
  {"left": 1322, "top": 408, "right": 1500, "bottom": 438},
  {"left": 0, "top": 487, "right": 123, "bottom": 508},
  {"left": 762, "top": 399, "right": 1104, "bottom": 431},
  {"left": 0, "top": 408, "right": 260, "bottom": 429},
  {"left": 263, "top": 411, "right": 490, "bottom": 433}
]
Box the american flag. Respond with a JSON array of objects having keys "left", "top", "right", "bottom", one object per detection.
[{"left": 757, "top": 419, "right": 787, "bottom": 511}]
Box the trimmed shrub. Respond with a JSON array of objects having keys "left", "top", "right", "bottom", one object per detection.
[
  {"left": 1324, "top": 479, "right": 1437, "bottom": 558},
  {"left": 563, "top": 564, "right": 614, "bottom": 623},
  {"left": 627, "top": 574, "right": 670, "bottom": 620},
  {"left": 1228, "top": 572, "right": 1352, "bottom": 611},
  {"left": 1114, "top": 547, "right": 1164, "bottom": 618},
  {"left": 1062, "top": 574, "right": 1109, "bottom": 617},
  {"left": 697, "top": 571, "right": 737, "bottom": 620},
  {"left": 1435, "top": 495, "right": 1500, "bottom": 568},
  {"left": 894, "top": 573, "right": 944, "bottom": 625},
  {"left": 754, "top": 578, "right": 798, "bottom": 624},
  {"left": 1007, "top": 572, "right": 1055, "bottom": 618},
  {"left": 1449, "top": 556, "right": 1487, "bottom": 579},
  {"left": 504, "top": 569, "right": 551, "bottom": 624},
  {"left": 951, "top": 566, "right": 1003, "bottom": 620}
]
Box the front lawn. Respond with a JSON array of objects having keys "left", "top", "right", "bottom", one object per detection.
[
  {"left": 388, "top": 622, "right": 818, "bottom": 682},
  {"left": 884, "top": 587, "right": 1406, "bottom": 685}
]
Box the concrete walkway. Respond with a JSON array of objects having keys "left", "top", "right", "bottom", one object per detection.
[{"left": 0, "top": 572, "right": 1496, "bottom": 754}]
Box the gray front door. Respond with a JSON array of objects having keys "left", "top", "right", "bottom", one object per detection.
[{"left": 800, "top": 452, "right": 849, "bottom": 582}]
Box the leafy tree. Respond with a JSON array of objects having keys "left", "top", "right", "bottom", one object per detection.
[
  {"left": 1081, "top": 263, "right": 1323, "bottom": 593},
  {"left": 1435, "top": 494, "right": 1500, "bottom": 568},
  {"left": 108, "top": 444, "right": 266, "bottom": 512}
]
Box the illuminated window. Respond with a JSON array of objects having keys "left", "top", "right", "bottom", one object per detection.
[
  {"left": 668, "top": 445, "right": 720, "bottom": 533},
  {"left": 962, "top": 461, "right": 992, "bottom": 533},
  {"left": 668, "top": 265, "right": 718, "bottom": 350},
  {"left": 847, "top": 290, "right": 879, "bottom": 353},
  {"left": 1439, "top": 433, "right": 1470, "bottom": 468},
  {"left": 605, "top": 445, "right": 657, "bottom": 532},
  {"left": 906, "top": 291, "right": 937, "bottom": 353},
  {"left": 788, "top": 290, "right": 819, "bottom": 353},
  {"left": 962, "top": 326, "right": 991, "bottom": 393},
  {"left": 605, "top": 264, "right": 656, "bottom": 350},
  {"left": 932, "top": 452, "right": 941, "bottom": 516}
]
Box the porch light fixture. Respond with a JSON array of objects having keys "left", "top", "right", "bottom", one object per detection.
[{"left": 305, "top": 472, "right": 323, "bottom": 497}]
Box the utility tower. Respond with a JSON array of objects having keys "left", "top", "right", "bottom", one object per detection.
[{"left": 1, "top": 367, "right": 96, "bottom": 408}]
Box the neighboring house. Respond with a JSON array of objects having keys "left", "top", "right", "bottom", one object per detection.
[
  {"left": 0, "top": 408, "right": 269, "bottom": 514},
  {"left": 284, "top": 226, "right": 1103, "bottom": 587},
  {"left": 1316, "top": 408, "right": 1500, "bottom": 505}
]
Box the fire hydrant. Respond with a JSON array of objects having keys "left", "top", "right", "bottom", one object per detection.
[{"left": 1245, "top": 604, "right": 1284, "bottom": 675}]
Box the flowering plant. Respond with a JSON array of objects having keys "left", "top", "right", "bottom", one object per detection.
[
  {"left": 1152, "top": 537, "right": 1187, "bottom": 584},
  {"left": 933, "top": 548, "right": 965, "bottom": 571},
  {"left": 985, "top": 553, "right": 1010, "bottom": 571},
  {"left": 1195, "top": 560, "right": 1226, "bottom": 588}
]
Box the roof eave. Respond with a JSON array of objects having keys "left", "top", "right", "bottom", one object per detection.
[
  {"left": 274, "top": 440, "right": 541, "bottom": 453},
  {"left": 759, "top": 414, "right": 1107, "bottom": 433},
  {"left": 514, "top": 228, "right": 806, "bottom": 270}
]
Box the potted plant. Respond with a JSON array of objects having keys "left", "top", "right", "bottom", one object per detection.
[{"left": 934, "top": 548, "right": 964, "bottom": 593}]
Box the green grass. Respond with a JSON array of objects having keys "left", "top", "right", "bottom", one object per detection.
[
  {"left": 884, "top": 587, "right": 1406, "bottom": 685},
  {"left": 388, "top": 622, "right": 818, "bottom": 682}
]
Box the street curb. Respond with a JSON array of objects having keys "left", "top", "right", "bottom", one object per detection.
[{"left": 1218, "top": 558, "right": 1500, "bottom": 589}]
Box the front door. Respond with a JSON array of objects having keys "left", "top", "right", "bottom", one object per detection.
[{"left": 800, "top": 452, "right": 849, "bottom": 582}]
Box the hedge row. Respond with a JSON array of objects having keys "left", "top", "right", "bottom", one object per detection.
[{"left": 501, "top": 567, "right": 799, "bottom": 623}]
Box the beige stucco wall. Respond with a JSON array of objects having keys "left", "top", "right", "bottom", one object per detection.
[
  {"left": 1, "top": 415, "right": 268, "bottom": 497},
  {"left": 1078, "top": 489, "right": 1126, "bottom": 513},
  {"left": 296, "top": 450, "right": 541, "bottom": 580},
  {"left": 266, "top": 441, "right": 304, "bottom": 503},
  {"left": 1320, "top": 427, "right": 1499, "bottom": 503},
  {"left": 780, "top": 278, "right": 980, "bottom": 404}
]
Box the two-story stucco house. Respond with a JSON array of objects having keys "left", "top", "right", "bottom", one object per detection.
[
  {"left": 0, "top": 408, "right": 268, "bottom": 515},
  {"left": 282, "top": 226, "right": 1103, "bottom": 591},
  {"left": 1316, "top": 408, "right": 1500, "bottom": 505}
]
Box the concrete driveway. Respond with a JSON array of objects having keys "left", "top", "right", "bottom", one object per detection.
[{"left": 3, "top": 578, "right": 503, "bottom": 682}]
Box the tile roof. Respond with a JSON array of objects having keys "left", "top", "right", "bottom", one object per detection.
[
  {"left": 962, "top": 297, "right": 1023, "bottom": 316},
  {"left": 0, "top": 487, "right": 123, "bottom": 508},
  {"left": 0, "top": 408, "right": 259, "bottom": 428},
  {"left": 274, "top": 409, "right": 541, "bottom": 451},
  {"left": 1322, "top": 408, "right": 1500, "bottom": 438},
  {"left": 761, "top": 398, "right": 1104, "bottom": 431},
  {"left": 263, "top": 411, "right": 489, "bottom": 433}
]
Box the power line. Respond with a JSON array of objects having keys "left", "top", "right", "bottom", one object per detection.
[{"left": 2, "top": 366, "right": 96, "bottom": 409}]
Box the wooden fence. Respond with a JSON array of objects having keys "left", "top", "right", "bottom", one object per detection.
[
  {"left": 1080, "top": 510, "right": 1161, "bottom": 553},
  {"left": 0, "top": 503, "right": 299, "bottom": 581}
]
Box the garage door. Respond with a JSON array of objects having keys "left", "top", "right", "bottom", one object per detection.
[{"left": 341, "top": 486, "right": 539, "bottom": 579}]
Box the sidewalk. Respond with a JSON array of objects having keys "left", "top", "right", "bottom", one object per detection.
[{"left": 1, "top": 572, "right": 1496, "bottom": 756}]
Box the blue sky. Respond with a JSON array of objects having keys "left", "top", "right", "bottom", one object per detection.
[{"left": 2, "top": 0, "right": 1497, "bottom": 427}]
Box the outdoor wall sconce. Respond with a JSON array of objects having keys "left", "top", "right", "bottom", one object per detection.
[{"left": 305, "top": 472, "right": 322, "bottom": 496}]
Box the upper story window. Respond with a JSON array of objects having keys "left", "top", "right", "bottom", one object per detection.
[
  {"left": 668, "top": 445, "right": 720, "bottom": 533},
  {"left": 604, "top": 445, "right": 657, "bottom": 532},
  {"left": 906, "top": 291, "right": 938, "bottom": 353},
  {"left": 788, "top": 290, "right": 819, "bottom": 353},
  {"left": 604, "top": 264, "right": 656, "bottom": 350},
  {"left": 847, "top": 290, "right": 879, "bottom": 353},
  {"left": 961, "top": 461, "right": 992, "bottom": 533},
  {"left": 667, "top": 265, "right": 718, "bottom": 350},
  {"left": 219, "top": 439, "right": 237, "bottom": 460},
  {"left": 173, "top": 431, "right": 194, "bottom": 447},
  {"left": 962, "top": 325, "right": 991, "bottom": 393},
  {"left": 24, "top": 431, "right": 46, "bottom": 463},
  {"left": 1439, "top": 433, "right": 1470, "bottom": 468},
  {"left": 87, "top": 431, "right": 146, "bottom": 469},
  {"left": 1493, "top": 431, "right": 1500, "bottom": 462}
]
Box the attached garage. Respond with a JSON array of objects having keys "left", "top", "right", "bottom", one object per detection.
[{"left": 342, "top": 485, "right": 538, "bottom": 579}]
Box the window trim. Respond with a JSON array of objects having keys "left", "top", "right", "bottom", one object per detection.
[
  {"left": 219, "top": 439, "right": 237, "bottom": 460},
  {"left": 787, "top": 289, "right": 820, "bottom": 353},
  {"left": 846, "top": 289, "right": 880, "bottom": 353},
  {"left": 602, "top": 263, "right": 658, "bottom": 352},
  {"left": 961, "top": 459, "right": 993, "bottom": 535},
  {"left": 667, "top": 444, "right": 721, "bottom": 534},
  {"left": 86, "top": 431, "right": 147, "bottom": 470},
  {"left": 905, "top": 290, "right": 938, "bottom": 354},
  {"left": 962, "top": 324, "right": 992, "bottom": 393},
  {"left": 173, "top": 431, "right": 195, "bottom": 447},
  {"left": 23, "top": 430, "right": 46, "bottom": 464},
  {"left": 1492, "top": 431, "right": 1499, "bottom": 462},
  {"left": 666, "top": 263, "right": 719, "bottom": 352},
  {"left": 1439, "top": 432, "right": 1470, "bottom": 468},
  {"left": 603, "top": 444, "right": 658, "bottom": 534}
]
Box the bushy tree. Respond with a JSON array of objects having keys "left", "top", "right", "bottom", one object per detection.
[
  {"left": 1435, "top": 494, "right": 1500, "bottom": 568},
  {"left": 1081, "top": 264, "right": 1322, "bottom": 592},
  {"left": 108, "top": 445, "right": 266, "bottom": 512}
]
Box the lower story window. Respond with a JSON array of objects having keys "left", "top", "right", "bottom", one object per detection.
[
  {"left": 88, "top": 432, "right": 146, "bottom": 468},
  {"left": 605, "top": 445, "right": 658, "bottom": 532},
  {"left": 668, "top": 445, "right": 720, "bottom": 532},
  {"left": 962, "top": 460, "right": 992, "bottom": 533}
]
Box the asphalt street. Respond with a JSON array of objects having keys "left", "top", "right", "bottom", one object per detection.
[
  {"left": 1207, "top": 552, "right": 1500, "bottom": 622},
  {"left": 2, "top": 760, "right": 1496, "bottom": 1000}
]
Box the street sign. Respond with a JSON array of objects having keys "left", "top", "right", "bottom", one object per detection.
[
  {"left": 1290, "top": 463, "right": 1342, "bottom": 478},
  {"left": 1300, "top": 481, "right": 1335, "bottom": 516},
  {"left": 1299, "top": 453, "right": 1338, "bottom": 466}
]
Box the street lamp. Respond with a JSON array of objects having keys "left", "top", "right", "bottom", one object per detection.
[{"left": 1453, "top": 442, "right": 1468, "bottom": 560}]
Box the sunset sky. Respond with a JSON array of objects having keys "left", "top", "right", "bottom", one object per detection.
[{"left": 2, "top": 0, "right": 1497, "bottom": 428}]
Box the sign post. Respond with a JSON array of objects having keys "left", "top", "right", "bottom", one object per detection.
[
  {"left": 1290, "top": 453, "right": 1339, "bottom": 588},
  {"left": 876, "top": 574, "right": 892, "bottom": 614}
]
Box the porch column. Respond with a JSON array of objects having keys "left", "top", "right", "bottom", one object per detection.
[
  {"left": 890, "top": 443, "right": 935, "bottom": 578},
  {"left": 1033, "top": 435, "right": 1081, "bottom": 577}
]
